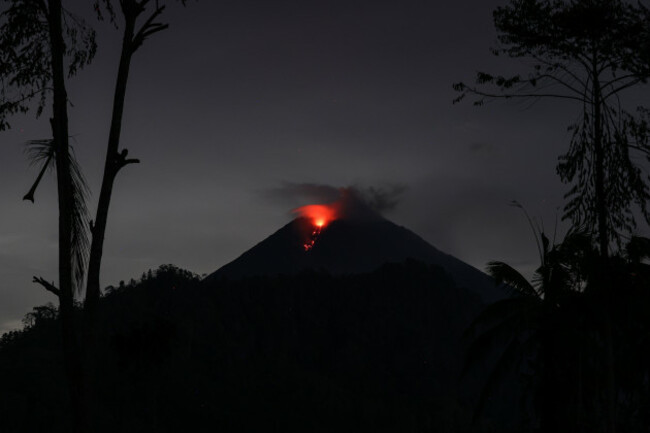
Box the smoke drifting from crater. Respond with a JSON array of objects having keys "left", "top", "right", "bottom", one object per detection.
[{"left": 266, "top": 183, "right": 406, "bottom": 222}]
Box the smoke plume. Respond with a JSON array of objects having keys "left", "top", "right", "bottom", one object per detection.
[{"left": 265, "top": 182, "right": 406, "bottom": 221}]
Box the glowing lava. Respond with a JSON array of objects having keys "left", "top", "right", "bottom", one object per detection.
[
  {"left": 303, "top": 225, "right": 322, "bottom": 251},
  {"left": 293, "top": 204, "right": 336, "bottom": 227},
  {"left": 292, "top": 203, "right": 338, "bottom": 251}
]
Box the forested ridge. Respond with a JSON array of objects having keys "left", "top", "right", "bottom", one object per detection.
[{"left": 1, "top": 262, "right": 505, "bottom": 433}]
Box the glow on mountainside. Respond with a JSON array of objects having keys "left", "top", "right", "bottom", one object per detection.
[{"left": 292, "top": 204, "right": 338, "bottom": 251}]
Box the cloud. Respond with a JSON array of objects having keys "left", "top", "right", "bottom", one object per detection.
[
  {"left": 262, "top": 182, "right": 407, "bottom": 217},
  {"left": 263, "top": 183, "right": 341, "bottom": 205},
  {"left": 361, "top": 185, "right": 406, "bottom": 213}
]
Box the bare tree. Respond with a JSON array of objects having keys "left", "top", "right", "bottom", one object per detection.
[
  {"left": 85, "top": 0, "right": 185, "bottom": 350},
  {"left": 1, "top": 1, "right": 189, "bottom": 431}
]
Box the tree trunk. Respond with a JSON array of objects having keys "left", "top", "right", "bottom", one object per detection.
[
  {"left": 592, "top": 66, "right": 608, "bottom": 258},
  {"left": 83, "top": 11, "right": 138, "bottom": 426},
  {"left": 592, "top": 49, "right": 616, "bottom": 433},
  {"left": 84, "top": 12, "right": 135, "bottom": 315},
  {"left": 47, "top": 1, "right": 88, "bottom": 431}
]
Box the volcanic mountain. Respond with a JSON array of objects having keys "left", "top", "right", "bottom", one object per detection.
[{"left": 207, "top": 213, "right": 503, "bottom": 303}]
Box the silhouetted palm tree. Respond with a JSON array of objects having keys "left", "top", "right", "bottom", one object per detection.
[
  {"left": 23, "top": 139, "right": 91, "bottom": 293},
  {"left": 463, "top": 220, "right": 593, "bottom": 432}
]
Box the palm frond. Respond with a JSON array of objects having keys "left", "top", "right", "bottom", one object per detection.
[
  {"left": 25, "top": 139, "right": 56, "bottom": 167},
  {"left": 24, "top": 139, "right": 90, "bottom": 293},
  {"left": 68, "top": 146, "right": 91, "bottom": 294},
  {"left": 510, "top": 200, "right": 544, "bottom": 264},
  {"left": 486, "top": 260, "right": 540, "bottom": 298}
]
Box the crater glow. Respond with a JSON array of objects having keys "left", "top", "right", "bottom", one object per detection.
[
  {"left": 292, "top": 204, "right": 337, "bottom": 229},
  {"left": 291, "top": 203, "right": 339, "bottom": 251}
]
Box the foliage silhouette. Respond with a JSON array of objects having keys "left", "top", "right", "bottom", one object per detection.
[
  {"left": 464, "top": 223, "right": 650, "bottom": 433},
  {"left": 0, "top": 0, "right": 96, "bottom": 130},
  {"left": 1, "top": 1, "right": 192, "bottom": 431},
  {"left": 0, "top": 262, "right": 506, "bottom": 433},
  {"left": 454, "top": 3, "right": 650, "bottom": 432},
  {"left": 454, "top": 0, "right": 650, "bottom": 256},
  {"left": 463, "top": 224, "right": 594, "bottom": 432},
  {"left": 0, "top": 2, "right": 96, "bottom": 429}
]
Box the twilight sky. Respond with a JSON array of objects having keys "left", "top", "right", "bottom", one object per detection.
[{"left": 0, "top": 0, "right": 625, "bottom": 333}]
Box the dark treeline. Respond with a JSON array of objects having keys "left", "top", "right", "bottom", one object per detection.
[
  {"left": 1, "top": 262, "right": 512, "bottom": 433},
  {"left": 2, "top": 255, "right": 649, "bottom": 432}
]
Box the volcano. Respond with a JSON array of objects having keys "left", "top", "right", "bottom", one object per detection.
[{"left": 207, "top": 215, "right": 503, "bottom": 303}]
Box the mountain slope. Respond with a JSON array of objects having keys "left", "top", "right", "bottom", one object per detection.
[{"left": 207, "top": 217, "right": 503, "bottom": 302}]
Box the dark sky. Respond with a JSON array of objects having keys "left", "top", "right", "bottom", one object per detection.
[{"left": 0, "top": 0, "right": 601, "bottom": 332}]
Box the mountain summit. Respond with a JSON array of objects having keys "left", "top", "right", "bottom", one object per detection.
[{"left": 207, "top": 215, "right": 502, "bottom": 303}]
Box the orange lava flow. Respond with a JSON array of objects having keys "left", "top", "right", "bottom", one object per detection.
[
  {"left": 292, "top": 203, "right": 338, "bottom": 251},
  {"left": 303, "top": 226, "right": 322, "bottom": 251}
]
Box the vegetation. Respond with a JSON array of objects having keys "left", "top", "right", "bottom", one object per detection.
[
  {"left": 0, "top": 262, "right": 493, "bottom": 433},
  {"left": 464, "top": 228, "right": 650, "bottom": 432},
  {"left": 1, "top": 1, "right": 190, "bottom": 431},
  {"left": 455, "top": 1, "right": 650, "bottom": 432},
  {"left": 454, "top": 0, "right": 650, "bottom": 255}
]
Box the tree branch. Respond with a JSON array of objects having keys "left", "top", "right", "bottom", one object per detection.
[
  {"left": 114, "top": 148, "right": 140, "bottom": 171},
  {"left": 602, "top": 72, "right": 640, "bottom": 88},
  {"left": 32, "top": 276, "right": 60, "bottom": 297},
  {"left": 528, "top": 53, "right": 588, "bottom": 89},
  {"left": 131, "top": 6, "right": 167, "bottom": 52},
  {"left": 4, "top": 88, "right": 52, "bottom": 107},
  {"left": 534, "top": 73, "right": 588, "bottom": 99},
  {"left": 602, "top": 77, "right": 644, "bottom": 100},
  {"left": 459, "top": 86, "right": 587, "bottom": 103}
]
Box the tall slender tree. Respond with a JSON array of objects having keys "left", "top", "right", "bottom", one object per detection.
[
  {"left": 82, "top": 1, "right": 186, "bottom": 424},
  {"left": 454, "top": 0, "right": 650, "bottom": 258},
  {"left": 1, "top": 2, "right": 95, "bottom": 430},
  {"left": 1, "top": 1, "right": 191, "bottom": 430},
  {"left": 85, "top": 0, "right": 186, "bottom": 351}
]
